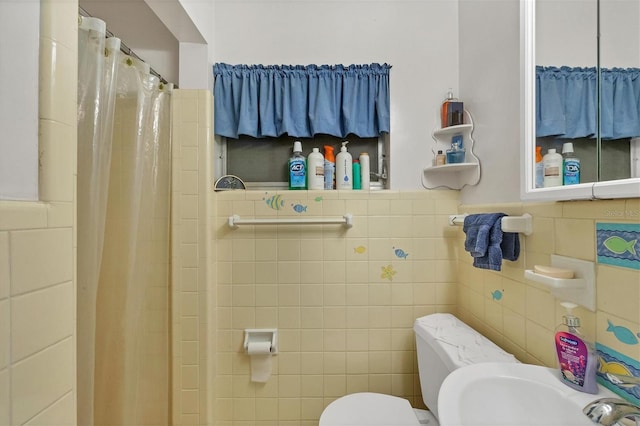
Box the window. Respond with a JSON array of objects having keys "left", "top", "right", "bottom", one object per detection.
[
  {"left": 212, "top": 63, "right": 391, "bottom": 189},
  {"left": 217, "top": 133, "right": 388, "bottom": 189}
]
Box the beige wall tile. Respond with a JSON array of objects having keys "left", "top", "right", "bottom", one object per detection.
[
  {"left": 554, "top": 218, "right": 595, "bottom": 261},
  {"left": 0, "top": 370, "right": 8, "bottom": 425},
  {"left": 38, "top": 120, "right": 75, "bottom": 203},
  {"left": 0, "top": 301, "right": 8, "bottom": 370},
  {"left": 10, "top": 228, "right": 72, "bottom": 296},
  {"left": 597, "top": 265, "right": 640, "bottom": 323},
  {"left": 39, "top": 40, "right": 76, "bottom": 126},
  {"left": 24, "top": 391, "right": 75, "bottom": 426},
  {"left": 563, "top": 200, "right": 626, "bottom": 219},
  {"left": 0, "top": 233, "right": 8, "bottom": 300},
  {"left": 46, "top": 202, "right": 73, "bottom": 228},
  {"left": 525, "top": 320, "right": 555, "bottom": 366},
  {"left": 11, "top": 282, "right": 73, "bottom": 362},
  {"left": 11, "top": 339, "right": 74, "bottom": 425},
  {"left": 255, "top": 397, "right": 278, "bottom": 420},
  {"left": 0, "top": 203, "right": 48, "bottom": 231}
]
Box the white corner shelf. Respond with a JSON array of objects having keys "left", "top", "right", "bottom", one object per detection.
[
  {"left": 424, "top": 163, "right": 478, "bottom": 173},
  {"left": 423, "top": 111, "right": 480, "bottom": 190},
  {"left": 432, "top": 123, "right": 473, "bottom": 138},
  {"left": 524, "top": 255, "right": 595, "bottom": 311}
]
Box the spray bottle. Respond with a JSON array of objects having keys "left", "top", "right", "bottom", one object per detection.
[{"left": 324, "top": 145, "right": 335, "bottom": 190}]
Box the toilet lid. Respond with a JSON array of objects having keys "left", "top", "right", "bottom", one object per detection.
[{"left": 319, "top": 392, "right": 421, "bottom": 426}]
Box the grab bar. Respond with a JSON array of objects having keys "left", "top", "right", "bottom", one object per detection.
[
  {"left": 228, "top": 214, "right": 353, "bottom": 229},
  {"left": 448, "top": 213, "right": 533, "bottom": 235}
]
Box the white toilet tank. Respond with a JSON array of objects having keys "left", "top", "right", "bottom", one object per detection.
[{"left": 414, "top": 313, "right": 518, "bottom": 420}]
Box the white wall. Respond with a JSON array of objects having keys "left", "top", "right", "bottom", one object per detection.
[
  {"left": 537, "top": 0, "right": 640, "bottom": 68},
  {"left": 0, "top": 1, "right": 39, "bottom": 200},
  {"left": 211, "top": 0, "right": 460, "bottom": 190},
  {"left": 458, "top": 0, "right": 522, "bottom": 204}
]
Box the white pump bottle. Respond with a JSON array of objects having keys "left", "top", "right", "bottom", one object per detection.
[{"left": 335, "top": 141, "right": 353, "bottom": 190}]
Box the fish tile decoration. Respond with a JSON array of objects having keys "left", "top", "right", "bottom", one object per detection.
[
  {"left": 491, "top": 289, "right": 503, "bottom": 301},
  {"left": 393, "top": 247, "right": 409, "bottom": 259},
  {"left": 596, "top": 343, "right": 640, "bottom": 406},
  {"left": 596, "top": 222, "right": 640, "bottom": 270},
  {"left": 263, "top": 193, "right": 285, "bottom": 210},
  {"left": 291, "top": 203, "right": 307, "bottom": 213},
  {"left": 606, "top": 319, "right": 639, "bottom": 346}
]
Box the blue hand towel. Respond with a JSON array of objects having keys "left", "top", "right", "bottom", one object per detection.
[{"left": 463, "top": 213, "right": 520, "bottom": 271}]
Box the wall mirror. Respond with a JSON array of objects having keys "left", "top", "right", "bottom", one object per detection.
[{"left": 521, "top": 0, "right": 640, "bottom": 201}]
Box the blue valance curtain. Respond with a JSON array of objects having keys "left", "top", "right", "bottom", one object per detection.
[
  {"left": 536, "top": 66, "right": 640, "bottom": 139},
  {"left": 213, "top": 63, "right": 391, "bottom": 139}
]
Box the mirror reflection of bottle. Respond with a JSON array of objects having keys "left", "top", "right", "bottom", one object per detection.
[
  {"left": 535, "top": 146, "right": 544, "bottom": 188},
  {"left": 543, "top": 148, "right": 563, "bottom": 187},
  {"left": 562, "top": 143, "right": 580, "bottom": 185}
]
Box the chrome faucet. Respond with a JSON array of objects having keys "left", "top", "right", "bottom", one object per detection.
[{"left": 583, "top": 398, "right": 640, "bottom": 426}]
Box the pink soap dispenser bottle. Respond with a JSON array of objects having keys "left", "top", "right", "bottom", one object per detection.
[{"left": 554, "top": 302, "right": 598, "bottom": 394}]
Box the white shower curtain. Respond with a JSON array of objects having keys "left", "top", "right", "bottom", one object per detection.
[
  {"left": 77, "top": 16, "right": 172, "bottom": 426},
  {"left": 77, "top": 16, "right": 120, "bottom": 426}
]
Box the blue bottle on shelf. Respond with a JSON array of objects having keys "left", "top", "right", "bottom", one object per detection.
[{"left": 446, "top": 140, "right": 466, "bottom": 164}]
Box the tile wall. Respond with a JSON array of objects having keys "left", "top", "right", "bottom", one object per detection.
[
  {"left": 456, "top": 200, "right": 640, "bottom": 372},
  {"left": 171, "top": 89, "right": 216, "bottom": 425},
  {"left": 166, "top": 95, "right": 639, "bottom": 426},
  {"left": 201, "top": 193, "right": 639, "bottom": 425},
  {"left": 213, "top": 190, "right": 461, "bottom": 425},
  {"left": 0, "top": 0, "right": 78, "bottom": 424}
]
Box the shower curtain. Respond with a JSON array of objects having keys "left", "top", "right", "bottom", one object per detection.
[
  {"left": 77, "top": 17, "right": 120, "bottom": 426},
  {"left": 77, "top": 16, "right": 172, "bottom": 426}
]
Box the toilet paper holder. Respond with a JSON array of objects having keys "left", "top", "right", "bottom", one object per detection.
[{"left": 244, "top": 328, "right": 278, "bottom": 354}]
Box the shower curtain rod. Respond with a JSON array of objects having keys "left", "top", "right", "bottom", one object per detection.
[{"left": 78, "top": 6, "right": 173, "bottom": 87}]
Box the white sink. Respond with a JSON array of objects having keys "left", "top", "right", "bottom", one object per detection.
[{"left": 438, "top": 362, "right": 618, "bottom": 426}]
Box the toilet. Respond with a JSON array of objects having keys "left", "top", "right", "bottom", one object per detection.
[{"left": 319, "top": 313, "right": 519, "bottom": 425}]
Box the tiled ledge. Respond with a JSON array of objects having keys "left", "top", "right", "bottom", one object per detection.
[{"left": 0, "top": 201, "right": 49, "bottom": 231}]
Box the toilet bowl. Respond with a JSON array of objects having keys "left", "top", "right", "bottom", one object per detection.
[{"left": 319, "top": 313, "right": 519, "bottom": 426}]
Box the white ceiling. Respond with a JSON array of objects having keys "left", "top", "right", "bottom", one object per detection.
[{"left": 79, "top": 0, "right": 204, "bottom": 84}]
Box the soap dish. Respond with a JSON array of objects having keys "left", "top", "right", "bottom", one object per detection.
[
  {"left": 532, "top": 265, "right": 574, "bottom": 279},
  {"left": 523, "top": 254, "right": 595, "bottom": 311},
  {"left": 524, "top": 270, "right": 584, "bottom": 289}
]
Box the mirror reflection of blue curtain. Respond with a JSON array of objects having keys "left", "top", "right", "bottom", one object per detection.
[
  {"left": 213, "top": 63, "right": 391, "bottom": 139},
  {"left": 536, "top": 66, "right": 640, "bottom": 139}
]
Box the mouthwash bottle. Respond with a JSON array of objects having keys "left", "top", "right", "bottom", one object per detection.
[
  {"left": 562, "top": 142, "right": 580, "bottom": 185},
  {"left": 289, "top": 141, "right": 306, "bottom": 190},
  {"left": 554, "top": 302, "right": 598, "bottom": 394}
]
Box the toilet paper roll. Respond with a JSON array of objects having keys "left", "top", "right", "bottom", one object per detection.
[{"left": 247, "top": 341, "right": 272, "bottom": 382}]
